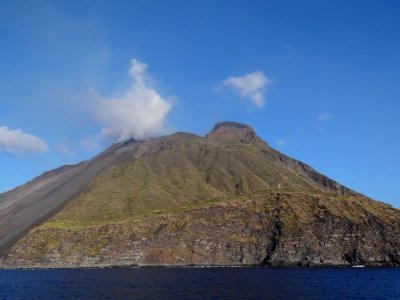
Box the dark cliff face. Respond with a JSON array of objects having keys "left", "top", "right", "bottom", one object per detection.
[
  {"left": 1, "top": 192, "right": 398, "bottom": 268},
  {"left": 0, "top": 121, "right": 399, "bottom": 267}
]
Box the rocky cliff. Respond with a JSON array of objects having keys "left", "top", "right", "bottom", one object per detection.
[{"left": 0, "top": 122, "right": 399, "bottom": 267}]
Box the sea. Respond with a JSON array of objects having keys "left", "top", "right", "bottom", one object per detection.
[{"left": 0, "top": 267, "right": 399, "bottom": 299}]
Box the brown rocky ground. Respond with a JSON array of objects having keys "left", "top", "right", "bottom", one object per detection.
[{"left": 2, "top": 190, "right": 399, "bottom": 268}]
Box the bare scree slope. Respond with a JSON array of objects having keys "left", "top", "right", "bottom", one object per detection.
[{"left": 0, "top": 122, "right": 399, "bottom": 267}]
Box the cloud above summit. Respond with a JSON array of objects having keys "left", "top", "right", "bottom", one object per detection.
[
  {"left": 0, "top": 127, "right": 49, "bottom": 155},
  {"left": 221, "top": 71, "right": 271, "bottom": 108},
  {"left": 96, "top": 59, "right": 173, "bottom": 142}
]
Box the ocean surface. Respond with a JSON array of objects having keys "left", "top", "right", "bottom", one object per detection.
[{"left": 0, "top": 267, "right": 399, "bottom": 299}]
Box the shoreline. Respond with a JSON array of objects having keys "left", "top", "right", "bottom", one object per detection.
[{"left": 1, "top": 263, "right": 397, "bottom": 270}]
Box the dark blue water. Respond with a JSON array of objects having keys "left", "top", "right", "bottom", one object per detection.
[{"left": 0, "top": 267, "right": 399, "bottom": 299}]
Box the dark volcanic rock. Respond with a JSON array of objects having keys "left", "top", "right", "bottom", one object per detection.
[
  {"left": 206, "top": 122, "right": 262, "bottom": 144},
  {"left": 1, "top": 192, "right": 398, "bottom": 268}
]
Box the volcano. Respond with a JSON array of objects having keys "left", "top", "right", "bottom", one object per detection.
[{"left": 0, "top": 122, "right": 399, "bottom": 267}]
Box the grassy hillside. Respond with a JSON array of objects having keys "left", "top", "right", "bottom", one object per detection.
[{"left": 44, "top": 138, "right": 330, "bottom": 228}]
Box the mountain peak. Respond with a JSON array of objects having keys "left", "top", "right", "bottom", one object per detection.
[
  {"left": 206, "top": 121, "right": 260, "bottom": 144},
  {"left": 1, "top": 121, "right": 399, "bottom": 268}
]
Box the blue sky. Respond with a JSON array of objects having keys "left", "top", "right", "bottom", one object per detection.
[{"left": 0, "top": 0, "right": 399, "bottom": 207}]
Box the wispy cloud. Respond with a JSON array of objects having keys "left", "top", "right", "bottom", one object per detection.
[
  {"left": 0, "top": 126, "right": 48, "bottom": 155},
  {"left": 96, "top": 59, "right": 173, "bottom": 142},
  {"left": 55, "top": 138, "right": 74, "bottom": 156},
  {"left": 79, "top": 137, "right": 100, "bottom": 152},
  {"left": 220, "top": 71, "right": 271, "bottom": 108},
  {"left": 318, "top": 113, "right": 334, "bottom": 122},
  {"left": 275, "top": 138, "right": 291, "bottom": 148}
]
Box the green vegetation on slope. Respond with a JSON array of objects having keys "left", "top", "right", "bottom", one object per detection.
[{"left": 44, "top": 138, "right": 329, "bottom": 228}]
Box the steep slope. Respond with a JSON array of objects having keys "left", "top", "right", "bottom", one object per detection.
[
  {"left": 0, "top": 122, "right": 398, "bottom": 267},
  {"left": 0, "top": 138, "right": 145, "bottom": 255},
  {"left": 1, "top": 191, "right": 399, "bottom": 267},
  {"left": 7, "top": 122, "right": 351, "bottom": 229}
]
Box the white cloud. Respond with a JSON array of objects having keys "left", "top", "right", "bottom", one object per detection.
[
  {"left": 275, "top": 138, "right": 291, "bottom": 147},
  {"left": 221, "top": 71, "right": 271, "bottom": 108},
  {"left": 0, "top": 126, "right": 49, "bottom": 155},
  {"left": 96, "top": 59, "right": 172, "bottom": 141},
  {"left": 318, "top": 113, "right": 334, "bottom": 122}
]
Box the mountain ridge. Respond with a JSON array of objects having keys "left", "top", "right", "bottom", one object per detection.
[{"left": 0, "top": 121, "right": 398, "bottom": 267}]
